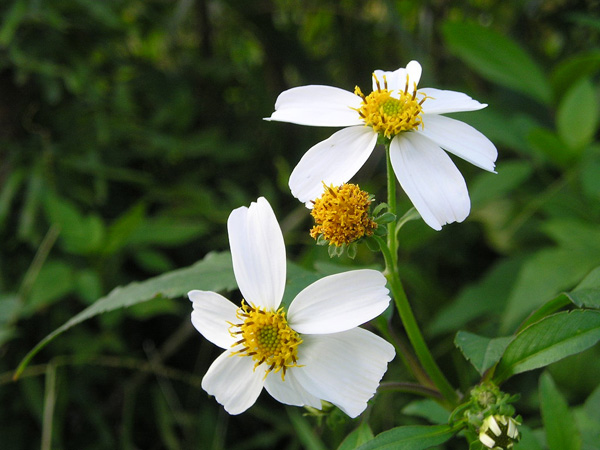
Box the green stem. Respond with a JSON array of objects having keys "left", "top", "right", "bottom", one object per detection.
[{"left": 383, "top": 142, "right": 459, "bottom": 407}]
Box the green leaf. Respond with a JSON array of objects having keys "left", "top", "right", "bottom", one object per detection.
[
  {"left": 527, "top": 127, "right": 571, "bottom": 167},
  {"left": 550, "top": 50, "right": 600, "bottom": 100},
  {"left": 581, "top": 145, "right": 600, "bottom": 200},
  {"left": 556, "top": 77, "right": 599, "bottom": 151},
  {"left": 517, "top": 265, "right": 600, "bottom": 331},
  {"left": 513, "top": 425, "right": 543, "bottom": 450},
  {"left": 402, "top": 399, "right": 450, "bottom": 425},
  {"left": 14, "top": 252, "right": 236, "bottom": 379},
  {"left": 454, "top": 331, "right": 513, "bottom": 376},
  {"left": 470, "top": 160, "right": 533, "bottom": 207},
  {"left": 287, "top": 408, "right": 327, "bottom": 450},
  {"left": 565, "top": 266, "right": 600, "bottom": 309},
  {"left": 539, "top": 372, "right": 582, "bottom": 450},
  {"left": 23, "top": 260, "right": 76, "bottom": 316},
  {"left": 494, "top": 310, "right": 600, "bottom": 383},
  {"left": 43, "top": 192, "right": 105, "bottom": 255},
  {"left": 442, "top": 21, "right": 551, "bottom": 104},
  {"left": 126, "top": 216, "right": 208, "bottom": 247},
  {"left": 429, "top": 257, "right": 523, "bottom": 337},
  {"left": 500, "top": 248, "right": 600, "bottom": 333},
  {"left": 338, "top": 423, "right": 375, "bottom": 450},
  {"left": 355, "top": 425, "right": 456, "bottom": 450},
  {"left": 515, "top": 294, "right": 573, "bottom": 333}
]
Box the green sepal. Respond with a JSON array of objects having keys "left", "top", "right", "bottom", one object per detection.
[{"left": 375, "top": 211, "right": 396, "bottom": 225}]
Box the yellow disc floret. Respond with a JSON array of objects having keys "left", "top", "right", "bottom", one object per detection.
[
  {"left": 310, "top": 183, "right": 377, "bottom": 246},
  {"left": 354, "top": 74, "right": 427, "bottom": 138},
  {"left": 229, "top": 301, "right": 302, "bottom": 380}
]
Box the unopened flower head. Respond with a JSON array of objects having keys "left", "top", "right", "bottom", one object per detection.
[
  {"left": 479, "top": 415, "right": 520, "bottom": 450},
  {"left": 267, "top": 60, "right": 498, "bottom": 231},
  {"left": 310, "top": 183, "right": 377, "bottom": 247},
  {"left": 188, "top": 197, "right": 394, "bottom": 417}
]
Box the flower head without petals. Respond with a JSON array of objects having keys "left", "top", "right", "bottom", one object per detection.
[
  {"left": 310, "top": 183, "right": 377, "bottom": 247},
  {"left": 188, "top": 197, "right": 394, "bottom": 417},
  {"left": 268, "top": 60, "right": 498, "bottom": 231}
]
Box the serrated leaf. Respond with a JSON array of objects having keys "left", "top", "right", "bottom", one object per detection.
[
  {"left": 14, "top": 252, "right": 236, "bottom": 379},
  {"left": 556, "top": 77, "right": 599, "bottom": 151},
  {"left": 442, "top": 21, "right": 551, "bottom": 104},
  {"left": 454, "top": 331, "right": 513, "bottom": 376},
  {"left": 539, "top": 372, "right": 582, "bottom": 450},
  {"left": 355, "top": 425, "right": 455, "bottom": 450},
  {"left": 494, "top": 310, "right": 600, "bottom": 383}
]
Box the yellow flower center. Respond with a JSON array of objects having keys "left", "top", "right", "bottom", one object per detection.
[
  {"left": 310, "top": 183, "right": 377, "bottom": 246},
  {"left": 230, "top": 301, "right": 302, "bottom": 380},
  {"left": 354, "top": 74, "right": 427, "bottom": 138}
]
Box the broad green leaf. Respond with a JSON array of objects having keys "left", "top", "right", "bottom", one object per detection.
[
  {"left": 442, "top": 21, "right": 551, "bottom": 104},
  {"left": 527, "top": 127, "right": 571, "bottom": 167},
  {"left": 550, "top": 50, "right": 600, "bottom": 100},
  {"left": 43, "top": 192, "right": 105, "bottom": 255},
  {"left": 402, "top": 399, "right": 449, "bottom": 425},
  {"left": 338, "top": 423, "right": 375, "bottom": 450},
  {"left": 500, "top": 248, "right": 600, "bottom": 333},
  {"left": 14, "top": 252, "right": 236, "bottom": 379},
  {"left": 470, "top": 160, "right": 533, "bottom": 207},
  {"left": 516, "top": 294, "right": 573, "bottom": 333},
  {"left": 556, "top": 77, "right": 599, "bottom": 151},
  {"left": 539, "top": 372, "right": 582, "bottom": 450},
  {"left": 126, "top": 216, "right": 208, "bottom": 247},
  {"left": 581, "top": 146, "right": 600, "bottom": 200},
  {"left": 541, "top": 219, "right": 600, "bottom": 253},
  {"left": 23, "top": 260, "right": 76, "bottom": 317},
  {"left": 355, "top": 425, "right": 455, "bottom": 450},
  {"left": 454, "top": 331, "right": 513, "bottom": 376},
  {"left": 430, "top": 257, "right": 523, "bottom": 337},
  {"left": 494, "top": 310, "right": 600, "bottom": 383},
  {"left": 566, "top": 266, "right": 600, "bottom": 309},
  {"left": 102, "top": 202, "right": 146, "bottom": 255},
  {"left": 514, "top": 425, "right": 543, "bottom": 450}
]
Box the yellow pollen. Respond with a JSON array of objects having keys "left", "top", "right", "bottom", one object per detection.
[
  {"left": 310, "top": 183, "right": 377, "bottom": 246},
  {"left": 354, "top": 74, "right": 427, "bottom": 138},
  {"left": 229, "top": 301, "right": 302, "bottom": 380}
]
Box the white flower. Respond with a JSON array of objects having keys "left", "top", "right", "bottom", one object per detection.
[
  {"left": 479, "top": 415, "right": 520, "bottom": 449},
  {"left": 267, "top": 60, "right": 497, "bottom": 230},
  {"left": 188, "top": 197, "right": 394, "bottom": 417}
]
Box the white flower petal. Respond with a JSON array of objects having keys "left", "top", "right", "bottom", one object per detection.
[
  {"left": 289, "top": 126, "right": 377, "bottom": 205},
  {"left": 267, "top": 85, "right": 363, "bottom": 127},
  {"left": 201, "top": 351, "right": 265, "bottom": 415},
  {"left": 419, "top": 115, "right": 498, "bottom": 172},
  {"left": 227, "top": 197, "right": 286, "bottom": 310},
  {"left": 390, "top": 133, "right": 470, "bottom": 231},
  {"left": 264, "top": 370, "right": 322, "bottom": 409},
  {"left": 293, "top": 328, "right": 395, "bottom": 418},
  {"left": 420, "top": 88, "right": 487, "bottom": 114},
  {"left": 373, "top": 60, "right": 422, "bottom": 93},
  {"left": 189, "top": 290, "right": 238, "bottom": 350},
  {"left": 288, "top": 270, "right": 390, "bottom": 334}
]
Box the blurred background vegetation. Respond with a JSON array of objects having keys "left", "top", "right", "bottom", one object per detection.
[{"left": 1, "top": 0, "right": 599, "bottom": 449}]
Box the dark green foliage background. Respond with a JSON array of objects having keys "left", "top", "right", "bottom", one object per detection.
[{"left": 1, "top": 1, "right": 599, "bottom": 449}]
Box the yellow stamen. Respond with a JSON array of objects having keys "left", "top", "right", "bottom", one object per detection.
[
  {"left": 354, "top": 73, "right": 428, "bottom": 138},
  {"left": 229, "top": 301, "right": 302, "bottom": 380},
  {"left": 310, "top": 183, "right": 377, "bottom": 246}
]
